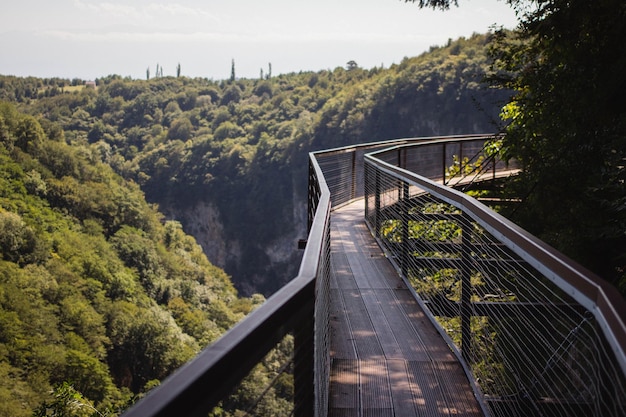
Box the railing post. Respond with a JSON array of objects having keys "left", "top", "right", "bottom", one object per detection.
[
  {"left": 351, "top": 149, "right": 357, "bottom": 201},
  {"left": 401, "top": 180, "right": 410, "bottom": 277},
  {"left": 308, "top": 160, "right": 315, "bottom": 232},
  {"left": 364, "top": 162, "right": 369, "bottom": 220},
  {"left": 293, "top": 289, "right": 315, "bottom": 416},
  {"left": 461, "top": 214, "right": 473, "bottom": 364},
  {"left": 453, "top": 141, "right": 467, "bottom": 184},
  {"left": 375, "top": 168, "right": 381, "bottom": 238},
  {"left": 442, "top": 142, "right": 447, "bottom": 185}
]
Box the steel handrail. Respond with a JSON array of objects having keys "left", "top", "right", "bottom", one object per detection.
[
  {"left": 122, "top": 147, "right": 333, "bottom": 417},
  {"left": 121, "top": 134, "right": 501, "bottom": 417},
  {"left": 121, "top": 133, "right": 626, "bottom": 417},
  {"left": 365, "top": 146, "right": 626, "bottom": 382}
]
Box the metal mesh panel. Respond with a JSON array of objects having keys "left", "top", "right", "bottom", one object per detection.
[
  {"left": 314, "top": 151, "right": 356, "bottom": 208},
  {"left": 364, "top": 146, "right": 626, "bottom": 417},
  {"left": 308, "top": 155, "right": 333, "bottom": 417},
  {"left": 314, "top": 213, "right": 331, "bottom": 417}
]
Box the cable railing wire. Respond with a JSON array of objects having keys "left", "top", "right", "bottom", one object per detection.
[{"left": 364, "top": 139, "right": 626, "bottom": 417}]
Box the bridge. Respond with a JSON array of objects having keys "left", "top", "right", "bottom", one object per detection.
[{"left": 123, "top": 135, "right": 626, "bottom": 417}]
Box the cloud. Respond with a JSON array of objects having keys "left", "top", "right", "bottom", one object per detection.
[
  {"left": 73, "top": 0, "right": 139, "bottom": 18},
  {"left": 147, "top": 3, "right": 219, "bottom": 21},
  {"left": 39, "top": 26, "right": 439, "bottom": 46},
  {"left": 41, "top": 28, "right": 241, "bottom": 43},
  {"left": 72, "top": 0, "right": 218, "bottom": 22}
]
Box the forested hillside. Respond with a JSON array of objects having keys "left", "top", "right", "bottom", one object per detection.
[
  {"left": 2, "top": 0, "right": 624, "bottom": 410},
  {"left": 0, "top": 102, "right": 273, "bottom": 416},
  {"left": 0, "top": 33, "right": 510, "bottom": 296}
]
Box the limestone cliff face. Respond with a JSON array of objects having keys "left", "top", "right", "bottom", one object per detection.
[
  {"left": 162, "top": 194, "right": 306, "bottom": 297},
  {"left": 162, "top": 201, "right": 240, "bottom": 276}
]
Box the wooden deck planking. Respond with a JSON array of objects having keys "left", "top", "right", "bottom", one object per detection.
[{"left": 328, "top": 200, "right": 484, "bottom": 417}]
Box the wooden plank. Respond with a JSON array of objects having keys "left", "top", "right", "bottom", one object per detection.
[
  {"left": 361, "top": 257, "right": 395, "bottom": 289},
  {"left": 340, "top": 288, "right": 385, "bottom": 359},
  {"left": 397, "top": 289, "right": 456, "bottom": 355},
  {"left": 372, "top": 289, "right": 435, "bottom": 362},
  {"left": 345, "top": 252, "right": 383, "bottom": 289},
  {"left": 406, "top": 360, "right": 451, "bottom": 417},
  {"left": 360, "top": 359, "right": 393, "bottom": 410},
  {"left": 329, "top": 289, "right": 357, "bottom": 359},
  {"left": 434, "top": 361, "right": 483, "bottom": 417},
  {"left": 387, "top": 359, "right": 419, "bottom": 416},
  {"left": 328, "top": 200, "right": 485, "bottom": 417},
  {"left": 330, "top": 252, "right": 358, "bottom": 290},
  {"left": 329, "top": 359, "right": 359, "bottom": 409},
  {"left": 360, "top": 289, "right": 404, "bottom": 359}
]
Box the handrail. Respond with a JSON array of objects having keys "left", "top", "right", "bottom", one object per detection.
[
  {"left": 121, "top": 134, "right": 503, "bottom": 417},
  {"left": 122, "top": 143, "right": 333, "bottom": 417},
  {"left": 365, "top": 144, "right": 626, "bottom": 376},
  {"left": 122, "top": 133, "right": 626, "bottom": 417},
  {"left": 364, "top": 140, "right": 626, "bottom": 416}
]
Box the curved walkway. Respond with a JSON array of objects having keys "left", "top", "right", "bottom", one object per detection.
[{"left": 328, "top": 199, "right": 483, "bottom": 417}]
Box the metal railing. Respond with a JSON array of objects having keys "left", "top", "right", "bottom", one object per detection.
[
  {"left": 122, "top": 146, "right": 333, "bottom": 417},
  {"left": 122, "top": 134, "right": 626, "bottom": 417},
  {"left": 364, "top": 139, "right": 626, "bottom": 417}
]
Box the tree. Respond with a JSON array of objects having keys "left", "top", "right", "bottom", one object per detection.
[
  {"left": 177, "top": 62, "right": 181, "bottom": 78},
  {"left": 230, "top": 59, "right": 236, "bottom": 82},
  {"left": 33, "top": 382, "right": 99, "bottom": 417},
  {"left": 15, "top": 115, "right": 45, "bottom": 152},
  {"left": 167, "top": 117, "right": 194, "bottom": 141},
  {"left": 346, "top": 60, "right": 358, "bottom": 71},
  {"left": 488, "top": 0, "right": 626, "bottom": 290},
  {"left": 107, "top": 303, "right": 197, "bottom": 392},
  {"left": 405, "top": 0, "right": 626, "bottom": 290},
  {"left": 405, "top": 0, "right": 458, "bottom": 10}
]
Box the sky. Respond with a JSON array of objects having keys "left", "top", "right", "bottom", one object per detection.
[{"left": 0, "top": 0, "right": 519, "bottom": 81}]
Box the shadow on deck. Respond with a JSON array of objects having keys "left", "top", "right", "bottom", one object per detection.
[{"left": 329, "top": 200, "right": 483, "bottom": 417}]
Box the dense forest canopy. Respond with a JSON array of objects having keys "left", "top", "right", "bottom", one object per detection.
[
  {"left": 411, "top": 0, "right": 626, "bottom": 292},
  {"left": 0, "top": 100, "right": 281, "bottom": 415},
  {"left": 488, "top": 0, "right": 626, "bottom": 292}
]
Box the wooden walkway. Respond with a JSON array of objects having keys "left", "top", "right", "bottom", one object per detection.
[{"left": 328, "top": 200, "right": 484, "bottom": 417}]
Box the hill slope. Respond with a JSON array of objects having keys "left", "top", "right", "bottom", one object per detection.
[{"left": 0, "top": 102, "right": 264, "bottom": 416}]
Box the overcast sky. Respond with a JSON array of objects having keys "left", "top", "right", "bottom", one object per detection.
[{"left": 0, "top": 0, "right": 519, "bottom": 81}]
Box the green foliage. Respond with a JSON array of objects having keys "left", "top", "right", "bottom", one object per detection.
[
  {"left": 33, "top": 382, "right": 99, "bottom": 417},
  {"left": 0, "top": 103, "right": 254, "bottom": 415},
  {"left": 210, "top": 335, "right": 294, "bottom": 417},
  {"left": 0, "top": 210, "right": 46, "bottom": 265},
  {"left": 490, "top": 0, "right": 626, "bottom": 291}
]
